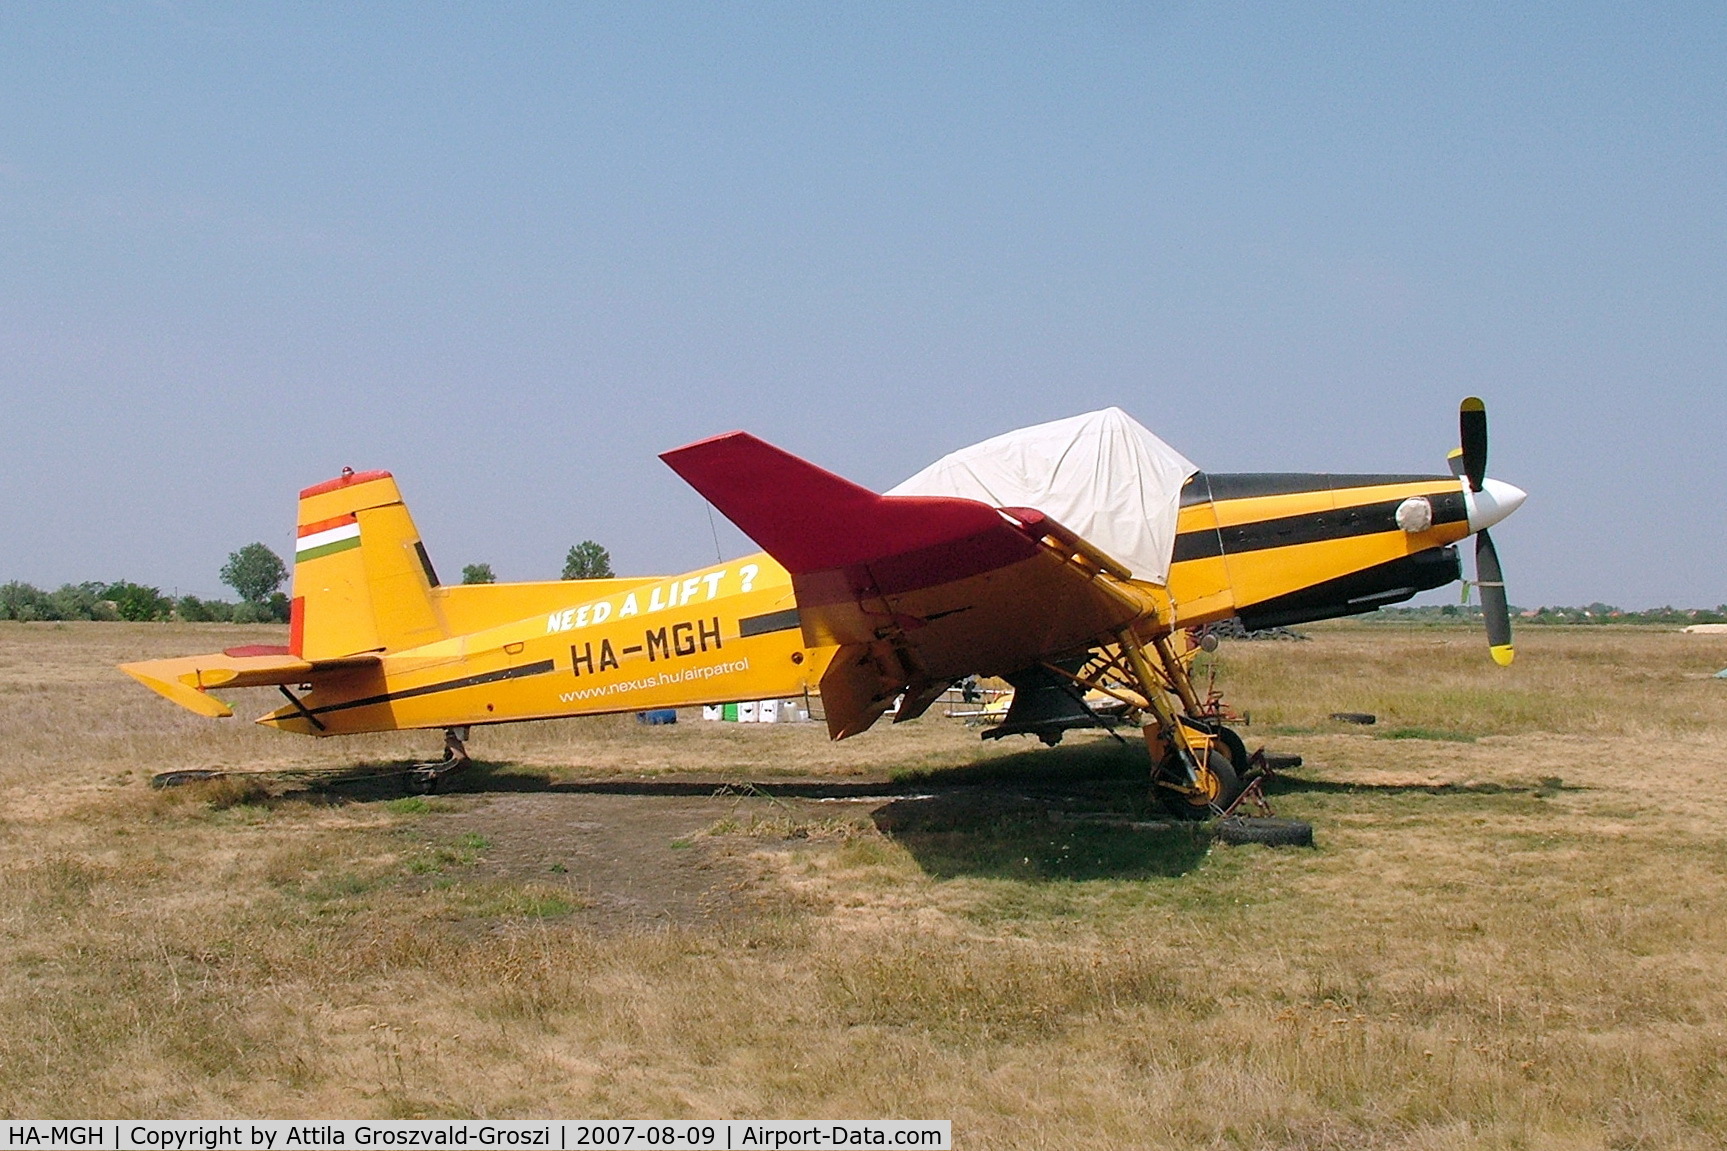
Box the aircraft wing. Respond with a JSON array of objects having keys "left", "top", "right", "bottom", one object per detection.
[
  {"left": 661, "top": 432, "right": 1154, "bottom": 738},
  {"left": 120, "top": 646, "right": 380, "bottom": 720}
]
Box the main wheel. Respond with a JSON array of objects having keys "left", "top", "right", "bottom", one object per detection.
[{"left": 1156, "top": 748, "right": 1242, "bottom": 820}]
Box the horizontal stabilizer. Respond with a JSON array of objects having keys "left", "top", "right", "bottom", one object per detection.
[{"left": 120, "top": 650, "right": 379, "bottom": 720}]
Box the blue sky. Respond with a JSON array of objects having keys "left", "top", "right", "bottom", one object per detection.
[{"left": 1, "top": 3, "right": 1722, "bottom": 607}]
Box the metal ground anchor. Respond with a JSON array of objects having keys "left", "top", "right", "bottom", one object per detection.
[{"left": 406, "top": 726, "right": 472, "bottom": 794}]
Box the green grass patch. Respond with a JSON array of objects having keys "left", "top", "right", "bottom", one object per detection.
[
  {"left": 1378, "top": 726, "right": 1479, "bottom": 742},
  {"left": 404, "top": 832, "right": 490, "bottom": 874},
  {"left": 382, "top": 794, "right": 465, "bottom": 816},
  {"left": 432, "top": 882, "right": 584, "bottom": 920}
]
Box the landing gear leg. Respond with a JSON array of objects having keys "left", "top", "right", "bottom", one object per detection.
[
  {"left": 1113, "top": 630, "right": 1233, "bottom": 818},
  {"left": 407, "top": 727, "right": 471, "bottom": 794},
  {"left": 1040, "top": 628, "right": 1248, "bottom": 818},
  {"left": 1141, "top": 637, "right": 1300, "bottom": 829}
]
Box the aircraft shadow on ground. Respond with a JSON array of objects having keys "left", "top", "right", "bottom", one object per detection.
[
  {"left": 870, "top": 791, "right": 1212, "bottom": 882},
  {"left": 294, "top": 737, "right": 1156, "bottom": 802},
  {"left": 872, "top": 739, "right": 1212, "bottom": 882},
  {"left": 264, "top": 740, "right": 1569, "bottom": 883},
  {"left": 291, "top": 738, "right": 1213, "bottom": 882}
]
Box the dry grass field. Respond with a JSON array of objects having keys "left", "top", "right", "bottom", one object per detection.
[{"left": 3, "top": 620, "right": 1727, "bottom": 1148}]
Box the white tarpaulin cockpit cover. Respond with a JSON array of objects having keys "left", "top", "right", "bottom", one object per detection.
[{"left": 887, "top": 407, "right": 1199, "bottom": 585}]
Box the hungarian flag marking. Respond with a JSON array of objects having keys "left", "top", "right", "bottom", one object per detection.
[{"left": 296, "top": 514, "right": 361, "bottom": 561}]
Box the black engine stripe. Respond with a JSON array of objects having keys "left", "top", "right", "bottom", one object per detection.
[
  {"left": 1190, "top": 471, "right": 1456, "bottom": 504},
  {"left": 307, "top": 659, "right": 557, "bottom": 717}
]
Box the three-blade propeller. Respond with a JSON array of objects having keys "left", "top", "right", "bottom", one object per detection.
[{"left": 1450, "top": 397, "right": 1515, "bottom": 666}]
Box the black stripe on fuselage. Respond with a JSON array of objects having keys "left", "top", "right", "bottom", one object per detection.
[
  {"left": 306, "top": 659, "right": 557, "bottom": 717},
  {"left": 738, "top": 608, "right": 802, "bottom": 638},
  {"left": 1172, "top": 479, "right": 1467, "bottom": 562},
  {"left": 1184, "top": 472, "right": 1453, "bottom": 506}
]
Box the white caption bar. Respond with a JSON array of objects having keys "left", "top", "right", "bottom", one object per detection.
[{"left": 4, "top": 1123, "right": 951, "bottom": 1151}]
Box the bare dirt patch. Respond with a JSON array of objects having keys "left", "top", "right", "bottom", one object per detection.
[{"left": 430, "top": 788, "right": 813, "bottom": 931}]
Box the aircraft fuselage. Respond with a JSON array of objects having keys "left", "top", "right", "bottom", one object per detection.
[{"left": 259, "top": 471, "right": 1485, "bottom": 735}]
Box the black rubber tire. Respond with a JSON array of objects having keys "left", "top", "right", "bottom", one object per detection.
[
  {"left": 1218, "top": 816, "right": 1314, "bottom": 847},
  {"left": 1213, "top": 724, "right": 1250, "bottom": 773},
  {"left": 404, "top": 772, "right": 438, "bottom": 796},
  {"left": 1157, "top": 749, "right": 1241, "bottom": 821}
]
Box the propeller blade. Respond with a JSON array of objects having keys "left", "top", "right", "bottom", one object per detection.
[
  {"left": 1459, "top": 396, "right": 1487, "bottom": 492},
  {"left": 1475, "top": 529, "right": 1513, "bottom": 666}
]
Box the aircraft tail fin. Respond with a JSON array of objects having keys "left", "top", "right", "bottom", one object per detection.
[{"left": 290, "top": 469, "right": 447, "bottom": 659}]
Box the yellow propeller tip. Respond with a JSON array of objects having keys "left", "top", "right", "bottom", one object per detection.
[
  {"left": 1462, "top": 396, "right": 1485, "bottom": 412},
  {"left": 1490, "top": 645, "right": 1515, "bottom": 667}
]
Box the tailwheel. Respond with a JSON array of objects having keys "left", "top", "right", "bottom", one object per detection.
[{"left": 1154, "top": 747, "right": 1242, "bottom": 821}]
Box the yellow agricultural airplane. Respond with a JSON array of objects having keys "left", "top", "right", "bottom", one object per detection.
[{"left": 122, "top": 399, "right": 1524, "bottom": 813}]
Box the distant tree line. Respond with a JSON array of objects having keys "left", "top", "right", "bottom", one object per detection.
[
  {"left": 1519, "top": 604, "right": 1727, "bottom": 625},
  {"left": 0, "top": 579, "right": 291, "bottom": 623},
  {"left": 3, "top": 537, "right": 621, "bottom": 622},
  {"left": 0, "top": 542, "right": 291, "bottom": 623},
  {"left": 1369, "top": 603, "right": 1727, "bottom": 626}
]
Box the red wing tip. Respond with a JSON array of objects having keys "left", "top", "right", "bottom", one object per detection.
[
  {"left": 659, "top": 431, "right": 752, "bottom": 462},
  {"left": 298, "top": 469, "right": 393, "bottom": 500}
]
